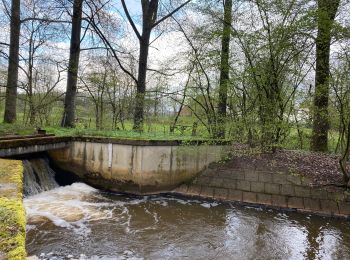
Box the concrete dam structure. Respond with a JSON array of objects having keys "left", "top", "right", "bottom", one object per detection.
[
  {"left": 0, "top": 136, "right": 230, "bottom": 194},
  {"left": 0, "top": 135, "right": 71, "bottom": 157},
  {"left": 1, "top": 136, "right": 350, "bottom": 258},
  {"left": 49, "top": 138, "right": 229, "bottom": 194}
]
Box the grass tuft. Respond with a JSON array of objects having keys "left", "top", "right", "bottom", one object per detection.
[{"left": 0, "top": 159, "right": 26, "bottom": 259}]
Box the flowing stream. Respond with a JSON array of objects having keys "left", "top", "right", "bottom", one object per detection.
[
  {"left": 23, "top": 158, "right": 59, "bottom": 196},
  {"left": 23, "top": 160, "right": 350, "bottom": 260}
]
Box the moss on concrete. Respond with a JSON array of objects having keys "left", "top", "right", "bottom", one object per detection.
[{"left": 0, "top": 159, "right": 26, "bottom": 259}]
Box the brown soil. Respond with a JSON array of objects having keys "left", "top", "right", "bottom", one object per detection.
[{"left": 212, "top": 144, "right": 349, "bottom": 188}]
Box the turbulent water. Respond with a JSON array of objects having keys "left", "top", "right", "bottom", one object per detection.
[
  {"left": 24, "top": 183, "right": 350, "bottom": 260},
  {"left": 23, "top": 158, "right": 59, "bottom": 196}
]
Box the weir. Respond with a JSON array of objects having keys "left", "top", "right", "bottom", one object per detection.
[
  {"left": 0, "top": 136, "right": 71, "bottom": 157},
  {"left": 23, "top": 158, "right": 59, "bottom": 196},
  {"left": 49, "top": 139, "right": 229, "bottom": 194},
  {"left": 18, "top": 158, "right": 350, "bottom": 259},
  {"left": 1, "top": 143, "right": 350, "bottom": 258},
  {"left": 2, "top": 136, "right": 350, "bottom": 218},
  {"left": 1, "top": 136, "right": 230, "bottom": 194}
]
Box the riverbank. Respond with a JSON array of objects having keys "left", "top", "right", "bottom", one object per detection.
[
  {"left": 173, "top": 146, "right": 350, "bottom": 218},
  {"left": 0, "top": 159, "right": 26, "bottom": 259}
]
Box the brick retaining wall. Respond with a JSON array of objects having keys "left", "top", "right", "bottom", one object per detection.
[{"left": 173, "top": 166, "right": 350, "bottom": 218}]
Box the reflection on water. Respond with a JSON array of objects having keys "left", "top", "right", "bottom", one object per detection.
[{"left": 25, "top": 183, "right": 350, "bottom": 260}]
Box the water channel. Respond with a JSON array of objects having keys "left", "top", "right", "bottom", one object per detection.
[{"left": 25, "top": 182, "right": 350, "bottom": 259}]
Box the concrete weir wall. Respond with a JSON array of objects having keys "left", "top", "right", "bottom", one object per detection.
[
  {"left": 0, "top": 136, "right": 71, "bottom": 157},
  {"left": 174, "top": 165, "right": 350, "bottom": 218},
  {"left": 49, "top": 140, "right": 229, "bottom": 194}
]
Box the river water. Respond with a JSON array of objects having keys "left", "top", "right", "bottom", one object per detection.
[{"left": 25, "top": 183, "right": 350, "bottom": 260}]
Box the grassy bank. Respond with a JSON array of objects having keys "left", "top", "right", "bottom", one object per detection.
[
  {"left": 0, "top": 122, "right": 211, "bottom": 141},
  {"left": 0, "top": 159, "right": 26, "bottom": 259},
  {"left": 0, "top": 122, "right": 341, "bottom": 152}
]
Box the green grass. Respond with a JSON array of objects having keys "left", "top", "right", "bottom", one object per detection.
[
  {"left": 46, "top": 126, "right": 211, "bottom": 141},
  {"left": 0, "top": 123, "right": 37, "bottom": 136},
  {"left": 0, "top": 120, "right": 342, "bottom": 153},
  {"left": 0, "top": 121, "right": 212, "bottom": 141},
  {"left": 282, "top": 127, "right": 340, "bottom": 153},
  {"left": 0, "top": 159, "right": 26, "bottom": 259}
]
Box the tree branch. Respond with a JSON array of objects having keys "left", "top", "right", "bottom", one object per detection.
[
  {"left": 152, "top": 0, "right": 191, "bottom": 28},
  {"left": 121, "top": 0, "right": 141, "bottom": 40}
]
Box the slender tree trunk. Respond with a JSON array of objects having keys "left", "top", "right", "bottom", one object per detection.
[
  {"left": 61, "top": 0, "right": 83, "bottom": 127},
  {"left": 4, "top": 0, "right": 20, "bottom": 123},
  {"left": 28, "top": 32, "right": 35, "bottom": 125},
  {"left": 99, "top": 95, "right": 104, "bottom": 129},
  {"left": 171, "top": 90, "right": 187, "bottom": 133},
  {"left": 154, "top": 90, "right": 158, "bottom": 117},
  {"left": 110, "top": 87, "right": 118, "bottom": 130},
  {"left": 217, "top": 0, "right": 233, "bottom": 138},
  {"left": 95, "top": 102, "right": 100, "bottom": 130},
  {"left": 133, "top": 25, "right": 151, "bottom": 131},
  {"left": 340, "top": 119, "right": 350, "bottom": 186},
  {"left": 29, "top": 105, "right": 36, "bottom": 125},
  {"left": 311, "top": 0, "right": 340, "bottom": 152}
]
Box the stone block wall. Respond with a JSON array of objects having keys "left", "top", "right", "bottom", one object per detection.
[{"left": 174, "top": 166, "right": 350, "bottom": 217}]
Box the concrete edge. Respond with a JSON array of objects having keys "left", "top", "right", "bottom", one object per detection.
[
  {"left": 170, "top": 191, "right": 350, "bottom": 219},
  {"left": 71, "top": 136, "right": 233, "bottom": 146}
]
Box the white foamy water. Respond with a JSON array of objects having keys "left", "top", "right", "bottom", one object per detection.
[
  {"left": 25, "top": 183, "right": 220, "bottom": 232},
  {"left": 25, "top": 183, "right": 350, "bottom": 260},
  {"left": 25, "top": 183, "right": 184, "bottom": 235},
  {"left": 23, "top": 158, "right": 59, "bottom": 196},
  {"left": 24, "top": 183, "right": 114, "bottom": 235}
]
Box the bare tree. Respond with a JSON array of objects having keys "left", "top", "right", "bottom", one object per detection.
[
  {"left": 61, "top": 0, "right": 83, "bottom": 127},
  {"left": 121, "top": 0, "right": 191, "bottom": 131},
  {"left": 3, "top": 0, "right": 20, "bottom": 123}
]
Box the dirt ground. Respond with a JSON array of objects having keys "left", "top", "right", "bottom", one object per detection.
[{"left": 212, "top": 144, "right": 349, "bottom": 189}]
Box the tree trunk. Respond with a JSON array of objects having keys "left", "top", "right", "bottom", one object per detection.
[
  {"left": 340, "top": 119, "right": 350, "bottom": 186},
  {"left": 311, "top": 0, "right": 340, "bottom": 152},
  {"left": 133, "top": 21, "right": 152, "bottom": 131},
  {"left": 29, "top": 104, "right": 36, "bottom": 125},
  {"left": 28, "top": 31, "right": 35, "bottom": 125},
  {"left": 99, "top": 96, "right": 104, "bottom": 129},
  {"left": 127, "top": 0, "right": 190, "bottom": 131},
  {"left": 216, "top": 0, "right": 233, "bottom": 138},
  {"left": 95, "top": 102, "right": 100, "bottom": 130},
  {"left": 61, "top": 0, "right": 83, "bottom": 128},
  {"left": 4, "top": 0, "right": 21, "bottom": 123}
]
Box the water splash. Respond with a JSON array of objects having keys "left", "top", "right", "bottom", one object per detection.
[
  {"left": 25, "top": 184, "right": 350, "bottom": 259},
  {"left": 23, "top": 158, "right": 59, "bottom": 196},
  {"left": 24, "top": 183, "right": 105, "bottom": 236}
]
